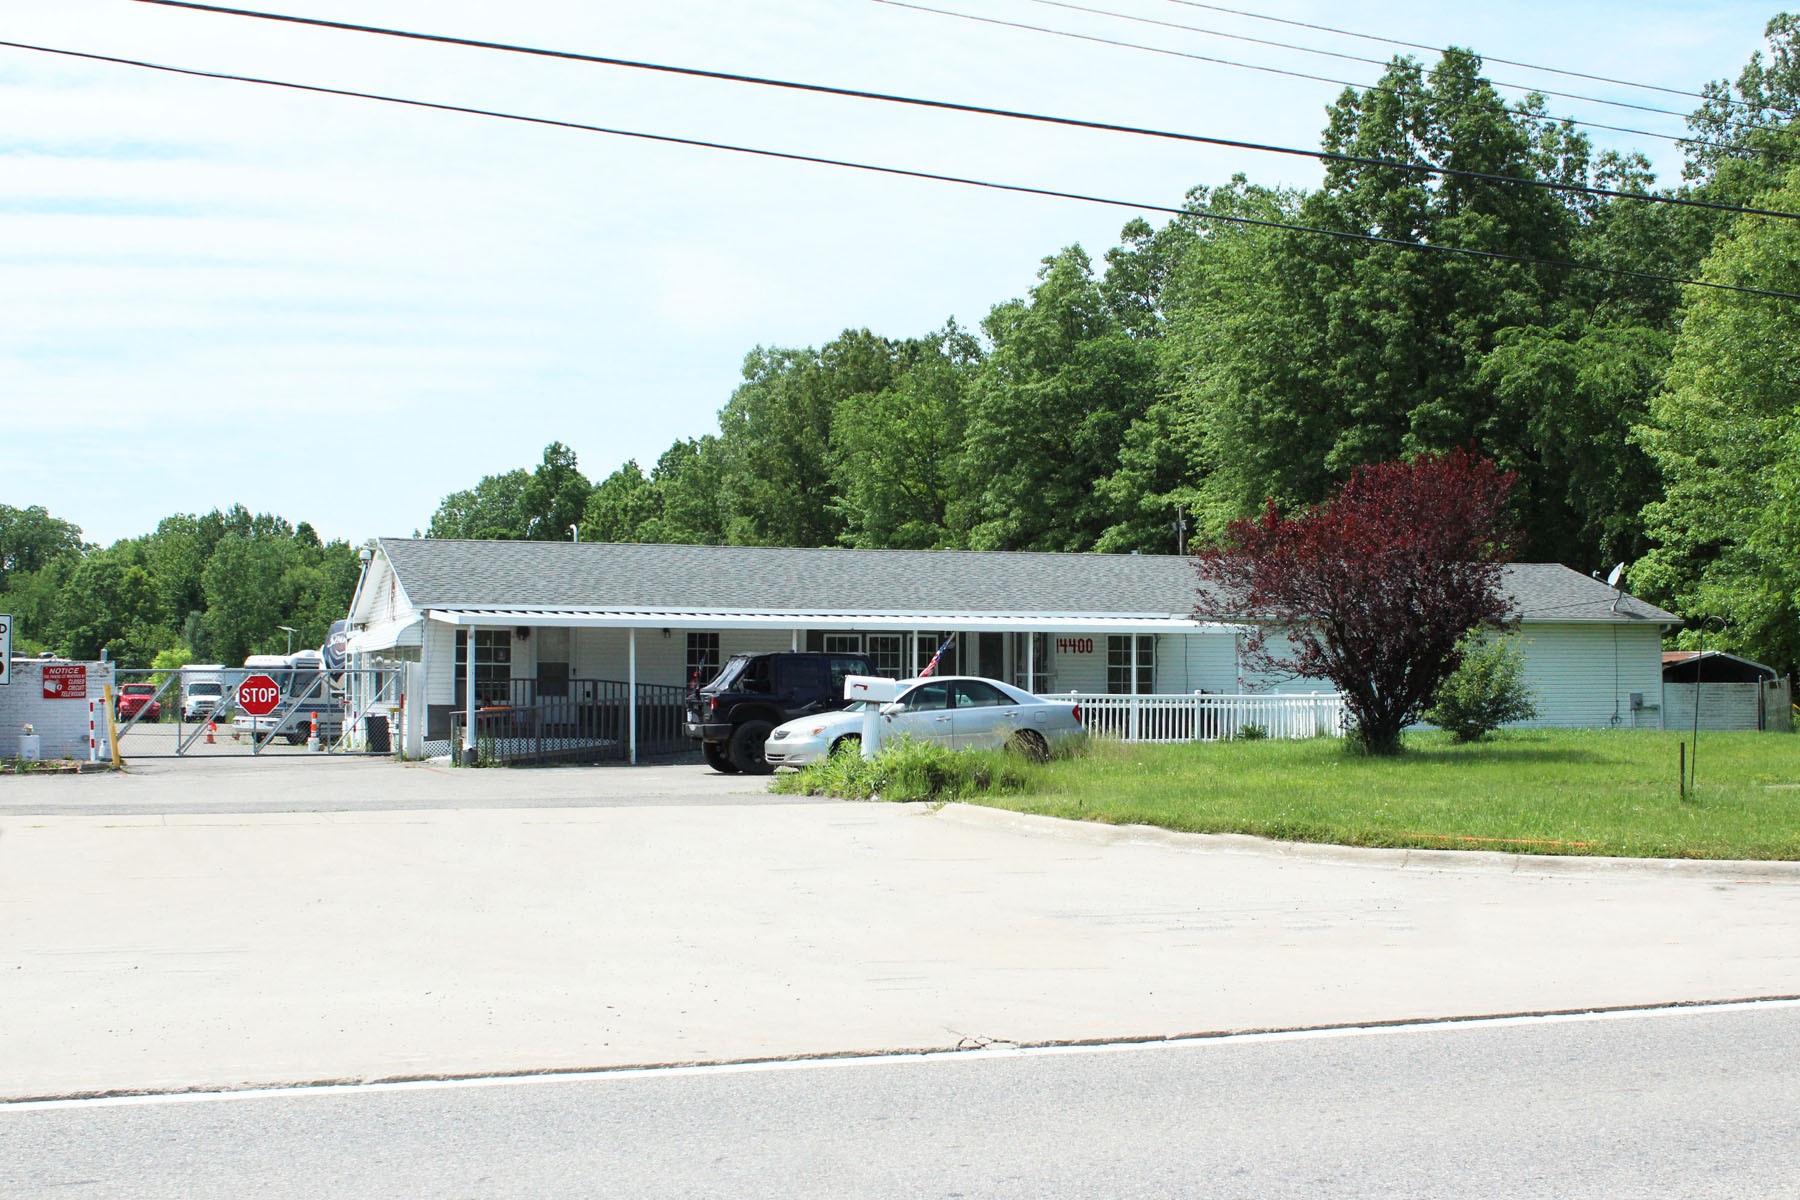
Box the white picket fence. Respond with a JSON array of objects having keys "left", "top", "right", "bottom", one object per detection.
[{"left": 1073, "top": 692, "right": 1346, "bottom": 743}]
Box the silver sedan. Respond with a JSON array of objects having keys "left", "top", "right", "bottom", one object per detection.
[{"left": 763, "top": 676, "right": 1086, "bottom": 768}]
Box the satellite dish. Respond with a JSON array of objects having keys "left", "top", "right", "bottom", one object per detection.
[{"left": 1605, "top": 562, "right": 1625, "bottom": 589}]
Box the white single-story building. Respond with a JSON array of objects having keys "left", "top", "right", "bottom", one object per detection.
[{"left": 344, "top": 538, "right": 1679, "bottom": 760}]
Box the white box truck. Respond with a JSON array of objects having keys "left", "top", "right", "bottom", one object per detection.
[{"left": 179, "top": 665, "right": 229, "bottom": 722}]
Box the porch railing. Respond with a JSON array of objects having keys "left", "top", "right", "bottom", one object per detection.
[
  {"left": 449, "top": 677, "right": 689, "bottom": 765},
  {"left": 1075, "top": 692, "right": 1346, "bottom": 742}
]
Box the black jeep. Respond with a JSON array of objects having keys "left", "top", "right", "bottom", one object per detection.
[{"left": 685, "top": 651, "right": 872, "bottom": 774}]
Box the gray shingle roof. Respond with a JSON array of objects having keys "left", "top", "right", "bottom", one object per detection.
[{"left": 377, "top": 539, "right": 1678, "bottom": 624}]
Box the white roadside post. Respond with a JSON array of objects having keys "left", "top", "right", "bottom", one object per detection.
[{"left": 844, "top": 674, "right": 899, "bottom": 761}]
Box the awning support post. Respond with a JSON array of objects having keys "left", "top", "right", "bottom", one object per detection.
[
  {"left": 1026, "top": 631, "right": 1035, "bottom": 693},
  {"left": 461, "top": 625, "right": 478, "bottom": 766},
  {"left": 628, "top": 627, "right": 638, "bottom": 765}
]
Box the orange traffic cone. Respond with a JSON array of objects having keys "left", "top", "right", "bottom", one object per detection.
[{"left": 205, "top": 719, "right": 217, "bottom": 745}]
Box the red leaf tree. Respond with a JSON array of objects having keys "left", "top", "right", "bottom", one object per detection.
[{"left": 1193, "top": 451, "right": 1522, "bottom": 754}]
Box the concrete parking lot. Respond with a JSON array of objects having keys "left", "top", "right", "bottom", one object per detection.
[{"left": 3, "top": 756, "right": 1798, "bottom": 1099}]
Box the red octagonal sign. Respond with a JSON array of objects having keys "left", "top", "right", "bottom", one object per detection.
[{"left": 238, "top": 674, "right": 283, "bottom": 717}]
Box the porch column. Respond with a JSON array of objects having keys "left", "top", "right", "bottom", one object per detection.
[
  {"left": 408, "top": 616, "right": 431, "bottom": 758},
  {"left": 791, "top": 630, "right": 798, "bottom": 651},
  {"left": 1129, "top": 632, "right": 1142, "bottom": 740},
  {"left": 461, "top": 624, "right": 478, "bottom": 765},
  {"left": 1026, "top": 631, "right": 1035, "bottom": 693},
  {"left": 628, "top": 627, "right": 638, "bottom": 765}
]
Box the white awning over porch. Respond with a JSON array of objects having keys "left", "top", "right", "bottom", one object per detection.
[
  {"left": 421, "top": 607, "right": 1241, "bottom": 634},
  {"left": 345, "top": 616, "right": 424, "bottom": 653}
]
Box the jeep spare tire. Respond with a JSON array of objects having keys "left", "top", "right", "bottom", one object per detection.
[{"left": 729, "top": 719, "right": 776, "bottom": 775}]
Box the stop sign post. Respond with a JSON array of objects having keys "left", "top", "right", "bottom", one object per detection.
[{"left": 238, "top": 674, "right": 283, "bottom": 717}]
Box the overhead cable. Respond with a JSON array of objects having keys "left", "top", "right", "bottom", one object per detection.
[
  {"left": 122, "top": 1, "right": 1800, "bottom": 224},
  {"left": 878, "top": 0, "right": 1800, "bottom": 166},
  {"left": 4, "top": 38, "right": 1796, "bottom": 305},
  {"left": 1160, "top": 0, "right": 1795, "bottom": 120},
  {"left": 1026, "top": 0, "right": 1728, "bottom": 124}
]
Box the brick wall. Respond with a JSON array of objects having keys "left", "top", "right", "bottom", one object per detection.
[{"left": 1, "top": 658, "right": 117, "bottom": 760}]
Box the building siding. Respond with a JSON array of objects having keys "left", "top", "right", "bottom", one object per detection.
[
  {"left": 1515, "top": 623, "right": 1664, "bottom": 729},
  {"left": 415, "top": 616, "right": 1673, "bottom": 733},
  {"left": 424, "top": 620, "right": 457, "bottom": 705}
]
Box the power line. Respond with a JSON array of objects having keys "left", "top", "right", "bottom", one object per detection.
[
  {"left": 4, "top": 38, "right": 1796, "bottom": 305},
  {"left": 879, "top": 0, "right": 1800, "bottom": 167},
  {"left": 1022, "top": 0, "right": 1744, "bottom": 127},
  {"left": 123, "top": 1, "right": 1800, "bottom": 225},
  {"left": 1161, "top": 0, "right": 1792, "bottom": 120}
]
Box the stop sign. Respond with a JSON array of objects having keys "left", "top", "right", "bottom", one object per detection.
[{"left": 238, "top": 674, "right": 283, "bottom": 717}]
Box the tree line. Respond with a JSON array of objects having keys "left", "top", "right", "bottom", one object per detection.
[
  {"left": 429, "top": 26, "right": 1800, "bottom": 678},
  {"left": 0, "top": 503, "right": 360, "bottom": 671},
  {"left": 7, "top": 21, "right": 1797, "bottom": 678}
]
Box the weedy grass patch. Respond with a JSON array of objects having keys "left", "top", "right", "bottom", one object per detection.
[
  {"left": 777, "top": 728, "right": 1800, "bottom": 859},
  {"left": 770, "top": 736, "right": 1032, "bottom": 802}
]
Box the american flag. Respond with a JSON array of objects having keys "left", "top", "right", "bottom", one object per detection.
[{"left": 918, "top": 634, "right": 956, "bottom": 678}]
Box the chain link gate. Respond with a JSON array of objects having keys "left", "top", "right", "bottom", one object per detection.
[{"left": 109, "top": 665, "right": 407, "bottom": 758}]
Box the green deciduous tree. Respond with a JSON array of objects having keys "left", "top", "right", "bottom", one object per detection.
[
  {"left": 428, "top": 468, "right": 532, "bottom": 539},
  {"left": 1635, "top": 165, "right": 1800, "bottom": 678},
  {"left": 830, "top": 323, "right": 978, "bottom": 549},
  {"left": 716, "top": 329, "right": 910, "bottom": 546},
  {"left": 201, "top": 533, "right": 303, "bottom": 666},
  {"left": 1684, "top": 14, "right": 1800, "bottom": 194},
  {"left": 0, "top": 503, "right": 85, "bottom": 582},
  {"left": 954, "top": 247, "right": 1159, "bottom": 550},
  {"left": 1175, "top": 54, "right": 1593, "bottom": 543},
  {"left": 54, "top": 544, "right": 170, "bottom": 667},
  {"left": 637, "top": 437, "right": 727, "bottom": 545},
  {"left": 582, "top": 459, "right": 660, "bottom": 543},
  {"left": 519, "top": 441, "right": 591, "bottom": 541}
]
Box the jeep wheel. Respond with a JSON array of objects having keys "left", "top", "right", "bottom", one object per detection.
[
  {"left": 729, "top": 720, "right": 776, "bottom": 775},
  {"left": 702, "top": 740, "right": 739, "bottom": 774}
]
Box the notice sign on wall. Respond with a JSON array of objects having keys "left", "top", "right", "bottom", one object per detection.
[{"left": 43, "top": 664, "right": 87, "bottom": 700}]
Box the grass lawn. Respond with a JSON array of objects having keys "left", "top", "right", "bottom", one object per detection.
[{"left": 974, "top": 729, "right": 1800, "bottom": 860}]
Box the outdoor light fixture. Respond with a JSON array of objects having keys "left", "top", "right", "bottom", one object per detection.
[{"left": 276, "top": 625, "right": 297, "bottom": 655}]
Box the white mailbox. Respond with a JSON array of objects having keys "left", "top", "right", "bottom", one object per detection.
[{"left": 843, "top": 674, "right": 900, "bottom": 703}]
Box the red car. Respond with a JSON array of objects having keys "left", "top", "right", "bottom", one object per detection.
[{"left": 116, "top": 683, "right": 162, "bottom": 722}]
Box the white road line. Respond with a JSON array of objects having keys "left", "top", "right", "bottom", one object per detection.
[{"left": 9, "top": 997, "right": 1799, "bottom": 1112}]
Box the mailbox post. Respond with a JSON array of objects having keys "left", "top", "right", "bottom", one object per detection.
[{"left": 842, "top": 674, "right": 900, "bottom": 761}]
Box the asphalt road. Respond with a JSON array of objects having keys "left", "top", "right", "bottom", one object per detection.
[{"left": 5, "top": 1002, "right": 1796, "bottom": 1199}]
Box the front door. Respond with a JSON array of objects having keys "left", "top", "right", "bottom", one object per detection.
[{"left": 978, "top": 633, "right": 1004, "bottom": 681}]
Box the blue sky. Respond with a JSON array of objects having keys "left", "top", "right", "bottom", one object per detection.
[{"left": 0, "top": 0, "right": 1783, "bottom": 546}]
